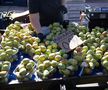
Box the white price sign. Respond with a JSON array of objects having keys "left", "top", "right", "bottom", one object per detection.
[{"left": 54, "top": 30, "right": 84, "bottom": 52}]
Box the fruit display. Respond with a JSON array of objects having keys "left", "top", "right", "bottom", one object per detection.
[
  {"left": 72, "top": 26, "right": 108, "bottom": 75},
  {"left": 0, "top": 20, "right": 108, "bottom": 84},
  {"left": 14, "top": 58, "right": 36, "bottom": 81},
  {"left": 0, "top": 61, "right": 11, "bottom": 82},
  {"left": 0, "top": 21, "right": 79, "bottom": 81}
]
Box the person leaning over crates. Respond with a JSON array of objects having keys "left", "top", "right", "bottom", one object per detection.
[{"left": 28, "top": 0, "right": 67, "bottom": 40}]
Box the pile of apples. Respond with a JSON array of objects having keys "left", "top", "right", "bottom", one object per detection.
[
  {"left": 72, "top": 26, "right": 108, "bottom": 75},
  {"left": 14, "top": 58, "right": 36, "bottom": 81},
  {"left": 0, "top": 61, "right": 11, "bottom": 82},
  {"left": 46, "top": 23, "right": 64, "bottom": 41},
  {"left": 0, "top": 22, "right": 79, "bottom": 80},
  {"left": 1, "top": 21, "right": 108, "bottom": 80},
  {"left": 33, "top": 40, "right": 78, "bottom": 79}
]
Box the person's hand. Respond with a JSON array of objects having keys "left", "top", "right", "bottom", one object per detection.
[
  {"left": 36, "top": 27, "right": 50, "bottom": 41},
  {"left": 41, "top": 27, "right": 50, "bottom": 36}
]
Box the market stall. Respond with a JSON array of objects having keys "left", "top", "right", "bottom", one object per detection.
[{"left": 0, "top": 7, "right": 108, "bottom": 90}]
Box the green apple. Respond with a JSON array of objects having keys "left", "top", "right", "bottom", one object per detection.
[
  {"left": 33, "top": 55, "right": 39, "bottom": 61},
  {"left": 79, "top": 32, "right": 84, "bottom": 37},
  {"left": 26, "top": 43, "right": 32, "bottom": 49},
  {"left": 59, "top": 50, "right": 66, "bottom": 56},
  {"left": 62, "top": 54, "right": 68, "bottom": 59},
  {"left": 46, "top": 34, "right": 53, "bottom": 40},
  {"left": 43, "top": 60, "right": 51, "bottom": 68},
  {"left": 18, "top": 64, "right": 25, "bottom": 70},
  {"left": 96, "top": 50, "right": 103, "bottom": 54},
  {"left": 55, "top": 54, "right": 61, "bottom": 61},
  {"left": 95, "top": 38, "right": 100, "bottom": 43},
  {"left": 52, "top": 43, "right": 58, "bottom": 49},
  {"left": 1, "top": 41, "right": 6, "bottom": 47},
  {"left": 19, "top": 68, "right": 27, "bottom": 76},
  {"left": 48, "top": 53, "right": 55, "bottom": 60},
  {"left": 85, "top": 58, "right": 91, "bottom": 62},
  {"left": 1, "top": 64, "right": 9, "bottom": 71},
  {"left": 22, "top": 58, "right": 30, "bottom": 62},
  {"left": 86, "top": 54, "right": 93, "bottom": 60},
  {"left": 6, "top": 41, "right": 13, "bottom": 46},
  {"left": 12, "top": 49, "right": 19, "bottom": 55},
  {"left": 53, "top": 22, "right": 60, "bottom": 27},
  {"left": 40, "top": 45, "right": 46, "bottom": 53},
  {"left": 3, "top": 61, "right": 11, "bottom": 66},
  {"left": 87, "top": 34, "right": 91, "bottom": 38},
  {"left": 32, "top": 43, "right": 38, "bottom": 49},
  {"left": 51, "top": 60, "right": 58, "bottom": 67},
  {"left": 102, "top": 60, "right": 108, "bottom": 67},
  {"left": 52, "top": 49, "right": 58, "bottom": 53},
  {"left": 47, "top": 66, "right": 56, "bottom": 74},
  {"left": 43, "top": 69, "right": 49, "bottom": 77},
  {"left": 101, "top": 55, "right": 108, "bottom": 61},
  {"left": 93, "top": 43, "right": 98, "bottom": 47},
  {"left": 100, "top": 44, "right": 106, "bottom": 51},
  {"left": 38, "top": 64, "right": 44, "bottom": 71},
  {"left": 90, "top": 46, "right": 96, "bottom": 52},
  {"left": 58, "top": 63, "right": 66, "bottom": 70},
  {"left": 26, "top": 63, "right": 33, "bottom": 71},
  {"left": 5, "top": 48, "right": 14, "bottom": 55},
  {"left": 3, "top": 46, "right": 11, "bottom": 50},
  {"left": 68, "top": 59, "right": 77, "bottom": 65},
  {"left": 89, "top": 62, "right": 94, "bottom": 69},
  {"left": 104, "top": 52, "right": 108, "bottom": 56},
  {"left": 90, "top": 36, "right": 95, "bottom": 42},
  {"left": 0, "top": 52, "right": 7, "bottom": 60},
  {"left": 82, "top": 46, "right": 88, "bottom": 52},
  {"left": 62, "top": 69, "right": 70, "bottom": 77},
  {"left": 45, "top": 49, "right": 51, "bottom": 55},
  {"left": 38, "top": 54, "right": 46, "bottom": 61},
  {"left": 96, "top": 47, "right": 102, "bottom": 51},
  {"left": 81, "top": 49, "right": 87, "bottom": 54},
  {"left": 44, "top": 40, "right": 50, "bottom": 46},
  {"left": 87, "top": 50, "right": 93, "bottom": 55},
  {"left": 13, "top": 40, "right": 19, "bottom": 47},
  {"left": 47, "top": 45, "right": 52, "bottom": 50},
  {"left": 29, "top": 61, "right": 35, "bottom": 67},
  {"left": 95, "top": 53, "right": 102, "bottom": 60},
  {"left": 35, "top": 37, "right": 40, "bottom": 43},
  {"left": 22, "top": 59, "right": 29, "bottom": 66},
  {"left": 96, "top": 32, "right": 101, "bottom": 37},
  {"left": 35, "top": 49, "right": 41, "bottom": 55}
]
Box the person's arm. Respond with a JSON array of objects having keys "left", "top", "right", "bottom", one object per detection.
[
  {"left": 28, "top": 0, "right": 42, "bottom": 34},
  {"left": 29, "top": 13, "right": 42, "bottom": 34},
  {"left": 61, "top": 0, "right": 66, "bottom": 5}
]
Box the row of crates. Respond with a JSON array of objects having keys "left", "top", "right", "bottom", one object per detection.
[{"left": 0, "top": 0, "right": 27, "bottom": 6}]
